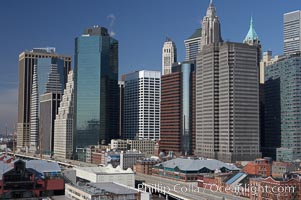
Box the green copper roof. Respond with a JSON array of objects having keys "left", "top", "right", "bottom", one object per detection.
[
  {"left": 187, "top": 28, "right": 202, "bottom": 40},
  {"left": 244, "top": 17, "right": 259, "bottom": 43}
]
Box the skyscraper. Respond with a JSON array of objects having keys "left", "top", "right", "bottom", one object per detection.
[
  {"left": 200, "top": 0, "right": 222, "bottom": 50},
  {"left": 162, "top": 38, "right": 177, "bottom": 75},
  {"left": 184, "top": 28, "right": 202, "bottom": 62},
  {"left": 29, "top": 52, "right": 69, "bottom": 153},
  {"left": 284, "top": 10, "right": 301, "bottom": 55},
  {"left": 39, "top": 63, "right": 65, "bottom": 155},
  {"left": 54, "top": 71, "right": 74, "bottom": 159},
  {"left": 118, "top": 79, "right": 125, "bottom": 138},
  {"left": 17, "top": 48, "right": 71, "bottom": 151},
  {"left": 74, "top": 26, "right": 119, "bottom": 153},
  {"left": 264, "top": 54, "right": 301, "bottom": 162},
  {"left": 196, "top": 1, "right": 261, "bottom": 162},
  {"left": 123, "top": 70, "right": 161, "bottom": 140},
  {"left": 196, "top": 0, "right": 222, "bottom": 160},
  {"left": 160, "top": 62, "right": 195, "bottom": 156}
]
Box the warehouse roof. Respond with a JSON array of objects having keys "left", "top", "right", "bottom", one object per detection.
[{"left": 155, "top": 158, "right": 239, "bottom": 171}]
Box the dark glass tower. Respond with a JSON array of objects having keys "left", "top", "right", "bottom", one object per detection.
[{"left": 74, "top": 26, "right": 119, "bottom": 155}]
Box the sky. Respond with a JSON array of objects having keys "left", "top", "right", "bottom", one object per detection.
[{"left": 0, "top": 0, "right": 300, "bottom": 133}]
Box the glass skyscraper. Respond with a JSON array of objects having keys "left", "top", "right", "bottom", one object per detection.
[
  {"left": 74, "top": 26, "right": 119, "bottom": 154},
  {"left": 265, "top": 54, "right": 301, "bottom": 161}
]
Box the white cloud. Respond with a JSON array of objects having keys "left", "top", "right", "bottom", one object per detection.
[{"left": 107, "top": 14, "right": 116, "bottom": 37}]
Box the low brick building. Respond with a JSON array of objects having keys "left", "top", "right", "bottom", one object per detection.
[
  {"left": 133, "top": 158, "right": 161, "bottom": 175},
  {"left": 243, "top": 158, "right": 272, "bottom": 177},
  {"left": 250, "top": 175, "right": 301, "bottom": 200},
  {"left": 0, "top": 159, "right": 64, "bottom": 199}
]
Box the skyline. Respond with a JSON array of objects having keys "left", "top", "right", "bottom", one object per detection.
[{"left": 0, "top": 0, "right": 300, "bottom": 132}]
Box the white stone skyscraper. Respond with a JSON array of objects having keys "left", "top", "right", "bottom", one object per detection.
[
  {"left": 162, "top": 38, "right": 177, "bottom": 75},
  {"left": 200, "top": 0, "right": 222, "bottom": 50},
  {"left": 284, "top": 10, "right": 301, "bottom": 55},
  {"left": 30, "top": 65, "right": 39, "bottom": 151},
  {"left": 124, "top": 70, "right": 161, "bottom": 140},
  {"left": 54, "top": 71, "right": 74, "bottom": 159}
]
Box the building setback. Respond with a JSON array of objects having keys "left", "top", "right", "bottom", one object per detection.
[
  {"left": 160, "top": 62, "right": 195, "bottom": 156},
  {"left": 17, "top": 48, "right": 71, "bottom": 151},
  {"left": 123, "top": 70, "right": 161, "bottom": 140},
  {"left": 74, "top": 26, "right": 119, "bottom": 154},
  {"left": 53, "top": 71, "right": 74, "bottom": 159}
]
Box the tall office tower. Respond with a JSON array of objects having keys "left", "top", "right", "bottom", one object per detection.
[
  {"left": 196, "top": 0, "right": 222, "bottom": 160},
  {"left": 196, "top": 2, "right": 261, "bottom": 162},
  {"left": 74, "top": 26, "right": 119, "bottom": 153},
  {"left": 118, "top": 79, "right": 125, "bottom": 138},
  {"left": 184, "top": 28, "right": 202, "bottom": 62},
  {"left": 284, "top": 10, "right": 301, "bottom": 55},
  {"left": 17, "top": 48, "right": 71, "bottom": 151},
  {"left": 29, "top": 53, "right": 69, "bottom": 152},
  {"left": 162, "top": 38, "right": 177, "bottom": 75},
  {"left": 54, "top": 71, "right": 74, "bottom": 159},
  {"left": 40, "top": 63, "right": 64, "bottom": 155},
  {"left": 124, "top": 70, "right": 161, "bottom": 140},
  {"left": 200, "top": 0, "right": 222, "bottom": 50},
  {"left": 264, "top": 54, "right": 301, "bottom": 162},
  {"left": 160, "top": 62, "right": 195, "bottom": 156}
]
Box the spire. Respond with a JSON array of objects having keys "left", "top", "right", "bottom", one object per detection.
[
  {"left": 201, "top": 0, "right": 222, "bottom": 49},
  {"left": 206, "top": 0, "right": 216, "bottom": 17},
  {"left": 243, "top": 16, "right": 259, "bottom": 45}
]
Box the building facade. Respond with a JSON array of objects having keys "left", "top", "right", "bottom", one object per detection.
[
  {"left": 74, "top": 26, "right": 119, "bottom": 155},
  {"left": 284, "top": 10, "right": 301, "bottom": 55},
  {"left": 264, "top": 54, "right": 301, "bottom": 161},
  {"left": 119, "top": 80, "right": 125, "bottom": 138},
  {"left": 162, "top": 38, "right": 177, "bottom": 75},
  {"left": 123, "top": 70, "right": 161, "bottom": 140},
  {"left": 17, "top": 48, "right": 71, "bottom": 151},
  {"left": 160, "top": 62, "right": 195, "bottom": 156},
  {"left": 184, "top": 28, "right": 202, "bottom": 62},
  {"left": 53, "top": 71, "right": 74, "bottom": 159},
  {"left": 196, "top": 2, "right": 261, "bottom": 162},
  {"left": 75, "top": 165, "right": 135, "bottom": 187}
]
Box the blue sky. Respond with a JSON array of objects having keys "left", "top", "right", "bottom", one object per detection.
[{"left": 0, "top": 0, "right": 300, "bottom": 133}]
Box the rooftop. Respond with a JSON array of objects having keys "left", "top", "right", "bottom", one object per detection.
[
  {"left": 185, "top": 28, "right": 202, "bottom": 41},
  {"left": 155, "top": 158, "right": 239, "bottom": 171},
  {"left": 76, "top": 164, "right": 134, "bottom": 175},
  {"left": 77, "top": 182, "right": 138, "bottom": 195},
  {"left": 26, "top": 160, "right": 61, "bottom": 173}
]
